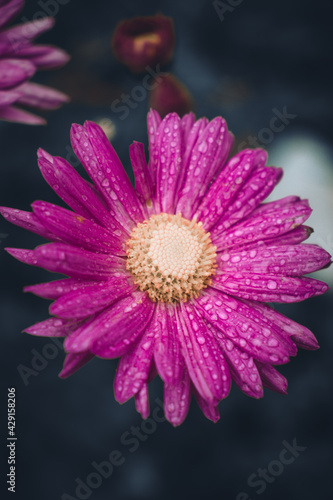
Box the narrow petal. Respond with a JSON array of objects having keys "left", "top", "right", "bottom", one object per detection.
[
  {"left": 64, "top": 292, "right": 154, "bottom": 354},
  {"left": 114, "top": 315, "right": 156, "bottom": 403},
  {"left": 0, "top": 17, "right": 55, "bottom": 54},
  {"left": 70, "top": 122, "right": 145, "bottom": 230},
  {"left": 217, "top": 245, "right": 331, "bottom": 277},
  {"left": 196, "top": 149, "right": 266, "bottom": 230},
  {"left": 247, "top": 301, "right": 320, "bottom": 350},
  {"left": 0, "top": 88, "right": 21, "bottom": 106},
  {"left": 37, "top": 151, "right": 128, "bottom": 237},
  {"left": 0, "top": 0, "right": 24, "bottom": 29},
  {"left": 196, "top": 288, "right": 294, "bottom": 364},
  {"left": 0, "top": 58, "right": 35, "bottom": 89},
  {"left": 6, "top": 243, "right": 126, "bottom": 279},
  {"left": 181, "top": 112, "right": 196, "bottom": 142},
  {"left": 176, "top": 117, "right": 230, "bottom": 218},
  {"left": 164, "top": 371, "right": 191, "bottom": 426},
  {"left": 0, "top": 105, "right": 45, "bottom": 124},
  {"left": 176, "top": 302, "right": 231, "bottom": 403},
  {"left": 50, "top": 276, "right": 134, "bottom": 320},
  {"left": 155, "top": 113, "right": 183, "bottom": 213},
  {"left": 135, "top": 383, "right": 150, "bottom": 419},
  {"left": 24, "top": 279, "right": 100, "bottom": 300},
  {"left": 59, "top": 351, "right": 94, "bottom": 378},
  {"left": 15, "top": 44, "right": 70, "bottom": 69},
  {"left": 24, "top": 317, "right": 78, "bottom": 337},
  {"left": 194, "top": 391, "right": 220, "bottom": 423},
  {"left": 129, "top": 141, "right": 154, "bottom": 202},
  {"left": 32, "top": 200, "right": 126, "bottom": 255},
  {"left": 244, "top": 225, "right": 313, "bottom": 249},
  {"left": 219, "top": 338, "right": 263, "bottom": 398},
  {"left": 153, "top": 302, "right": 184, "bottom": 386},
  {"left": 181, "top": 117, "right": 208, "bottom": 173},
  {"left": 211, "top": 272, "right": 329, "bottom": 303},
  {"left": 211, "top": 167, "right": 283, "bottom": 235},
  {"left": 147, "top": 108, "right": 161, "bottom": 185},
  {"left": 256, "top": 362, "right": 288, "bottom": 395},
  {"left": 0, "top": 206, "right": 56, "bottom": 240},
  {"left": 15, "top": 82, "right": 69, "bottom": 110},
  {"left": 214, "top": 199, "right": 312, "bottom": 250}
]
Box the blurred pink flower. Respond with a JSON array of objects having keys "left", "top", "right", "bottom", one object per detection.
[
  {"left": 0, "top": 0, "right": 69, "bottom": 124},
  {"left": 112, "top": 13, "right": 175, "bottom": 73},
  {"left": 1, "top": 110, "right": 330, "bottom": 425}
]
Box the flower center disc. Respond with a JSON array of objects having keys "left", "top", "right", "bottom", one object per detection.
[{"left": 126, "top": 213, "right": 217, "bottom": 302}]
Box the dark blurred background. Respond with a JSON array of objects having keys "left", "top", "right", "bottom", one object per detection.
[{"left": 1, "top": 0, "right": 333, "bottom": 499}]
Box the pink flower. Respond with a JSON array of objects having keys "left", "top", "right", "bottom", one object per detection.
[
  {"left": 0, "top": 0, "right": 69, "bottom": 125},
  {"left": 111, "top": 14, "right": 175, "bottom": 73},
  {"left": 1, "top": 110, "right": 330, "bottom": 426}
]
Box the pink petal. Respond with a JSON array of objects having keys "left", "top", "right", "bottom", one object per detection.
[
  {"left": 24, "top": 278, "right": 100, "bottom": 300},
  {"left": 256, "top": 362, "right": 288, "bottom": 395},
  {"left": 194, "top": 390, "right": 220, "bottom": 423},
  {"left": 155, "top": 113, "right": 183, "bottom": 213},
  {"left": 181, "top": 117, "right": 208, "bottom": 173},
  {"left": 23, "top": 317, "right": 79, "bottom": 337},
  {"left": 129, "top": 141, "right": 154, "bottom": 202},
  {"left": 0, "top": 17, "right": 55, "bottom": 54},
  {"left": 164, "top": 370, "right": 191, "bottom": 426},
  {"left": 216, "top": 244, "right": 331, "bottom": 277},
  {"left": 59, "top": 351, "right": 94, "bottom": 379},
  {"left": 153, "top": 302, "right": 184, "bottom": 386},
  {"left": 32, "top": 200, "right": 126, "bottom": 255},
  {"left": 213, "top": 198, "right": 312, "bottom": 250},
  {"left": 0, "top": 206, "right": 56, "bottom": 239},
  {"left": 176, "top": 302, "right": 231, "bottom": 404},
  {"left": 246, "top": 301, "right": 320, "bottom": 350},
  {"left": 176, "top": 117, "right": 231, "bottom": 218},
  {"left": 219, "top": 338, "right": 263, "bottom": 398},
  {"left": 15, "top": 81, "right": 69, "bottom": 110},
  {"left": 64, "top": 292, "right": 154, "bottom": 354},
  {"left": 6, "top": 243, "right": 126, "bottom": 279},
  {"left": 37, "top": 151, "right": 128, "bottom": 237},
  {"left": 70, "top": 122, "right": 145, "bottom": 231},
  {"left": 147, "top": 108, "right": 162, "bottom": 186},
  {"left": 50, "top": 276, "right": 134, "bottom": 320},
  {"left": 196, "top": 288, "right": 294, "bottom": 364},
  {"left": 114, "top": 315, "right": 156, "bottom": 403},
  {"left": 212, "top": 272, "right": 328, "bottom": 303},
  {"left": 244, "top": 225, "right": 313, "bottom": 249},
  {"left": 135, "top": 383, "right": 150, "bottom": 419},
  {"left": 212, "top": 167, "right": 283, "bottom": 235},
  {"left": 0, "top": 0, "right": 24, "bottom": 29},
  {"left": 181, "top": 112, "right": 196, "bottom": 142},
  {"left": 0, "top": 58, "right": 35, "bottom": 89},
  {"left": 15, "top": 44, "right": 70, "bottom": 69},
  {"left": 0, "top": 88, "right": 21, "bottom": 106},
  {"left": 0, "top": 105, "right": 45, "bottom": 124},
  {"left": 196, "top": 149, "right": 266, "bottom": 230}
]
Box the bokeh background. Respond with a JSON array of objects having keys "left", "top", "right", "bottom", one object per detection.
[{"left": 1, "top": 0, "right": 333, "bottom": 499}]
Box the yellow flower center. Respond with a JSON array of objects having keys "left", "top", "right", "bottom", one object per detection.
[{"left": 126, "top": 213, "right": 217, "bottom": 302}]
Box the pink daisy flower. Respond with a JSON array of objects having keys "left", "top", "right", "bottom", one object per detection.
[
  {"left": 0, "top": 0, "right": 69, "bottom": 125},
  {"left": 1, "top": 110, "right": 330, "bottom": 426}
]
